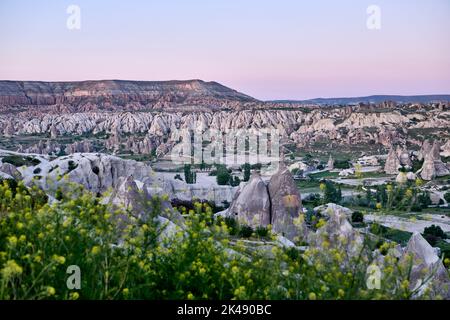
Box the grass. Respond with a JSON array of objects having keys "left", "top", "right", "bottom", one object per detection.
[
  {"left": 308, "top": 171, "right": 340, "bottom": 179},
  {"left": 371, "top": 224, "right": 412, "bottom": 246},
  {"left": 1, "top": 155, "right": 41, "bottom": 167}
]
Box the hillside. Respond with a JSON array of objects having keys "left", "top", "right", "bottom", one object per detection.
[{"left": 0, "top": 79, "right": 258, "bottom": 110}]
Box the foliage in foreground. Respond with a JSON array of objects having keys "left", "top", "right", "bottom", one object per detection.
[{"left": 0, "top": 179, "right": 436, "bottom": 300}]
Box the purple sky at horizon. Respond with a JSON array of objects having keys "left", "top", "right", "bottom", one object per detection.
[{"left": 0, "top": 0, "right": 449, "bottom": 100}]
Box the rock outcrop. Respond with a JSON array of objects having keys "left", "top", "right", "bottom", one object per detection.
[
  {"left": 419, "top": 141, "right": 450, "bottom": 180},
  {"left": 267, "top": 163, "right": 303, "bottom": 240},
  {"left": 308, "top": 208, "right": 363, "bottom": 257},
  {"left": 384, "top": 148, "right": 401, "bottom": 174},
  {"left": 327, "top": 155, "right": 334, "bottom": 170},
  {"left": 226, "top": 161, "right": 306, "bottom": 241},
  {"left": 0, "top": 162, "right": 22, "bottom": 180},
  {"left": 107, "top": 175, "right": 184, "bottom": 226},
  {"left": 401, "top": 233, "right": 450, "bottom": 299},
  {"left": 228, "top": 172, "right": 271, "bottom": 228},
  {"left": 0, "top": 80, "right": 258, "bottom": 111}
]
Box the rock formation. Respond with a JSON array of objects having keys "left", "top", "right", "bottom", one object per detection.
[
  {"left": 397, "top": 147, "right": 412, "bottom": 167},
  {"left": 107, "top": 175, "right": 184, "bottom": 226},
  {"left": 327, "top": 155, "right": 334, "bottom": 170},
  {"left": 0, "top": 162, "right": 22, "bottom": 180},
  {"left": 226, "top": 161, "right": 306, "bottom": 241},
  {"left": 419, "top": 141, "right": 450, "bottom": 180},
  {"left": 308, "top": 208, "right": 363, "bottom": 258},
  {"left": 228, "top": 172, "right": 271, "bottom": 228},
  {"left": 66, "top": 140, "right": 94, "bottom": 154},
  {"left": 384, "top": 148, "right": 401, "bottom": 174},
  {"left": 418, "top": 140, "right": 432, "bottom": 161},
  {"left": 0, "top": 80, "right": 258, "bottom": 111},
  {"left": 267, "top": 162, "right": 304, "bottom": 240},
  {"left": 441, "top": 140, "right": 450, "bottom": 157},
  {"left": 401, "top": 233, "right": 450, "bottom": 299}
]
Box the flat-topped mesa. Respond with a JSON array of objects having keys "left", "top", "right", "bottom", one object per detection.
[
  {"left": 0, "top": 80, "right": 259, "bottom": 111},
  {"left": 384, "top": 147, "right": 401, "bottom": 174}
]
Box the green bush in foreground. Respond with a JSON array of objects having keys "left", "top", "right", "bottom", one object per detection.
[{"left": 0, "top": 180, "right": 435, "bottom": 300}]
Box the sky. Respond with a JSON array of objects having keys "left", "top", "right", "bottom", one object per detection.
[{"left": 0, "top": 0, "right": 449, "bottom": 100}]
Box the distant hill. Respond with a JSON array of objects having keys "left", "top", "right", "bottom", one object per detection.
[
  {"left": 1, "top": 80, "right": 448, "bottom": 110},
  {"left": 271, "top": 95, "right": 450, "bottom": 105},
  {"left": 0, "top": 79, "right": 258, "bottom": 109}
]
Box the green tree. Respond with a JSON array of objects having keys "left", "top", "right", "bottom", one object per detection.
[
  {"left": 243, "top": 163, "right": 251, "bottom": 182},
  {"left": 184, "top": 164, "right": 195, "bottom": 184},
  {"left": 444, "top": 192, "right": 450, "bottom": 204},
  {"left": 323, "top": 181, "right": 341, "bottom": 204},
  {"left": 216, "top": 165, "right": 231, "bottom": 186}
]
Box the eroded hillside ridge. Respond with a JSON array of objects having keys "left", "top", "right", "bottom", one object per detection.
[
  {"left": 0, "top": 80, "right": 258, "bottom": 111},
  {"left": 1, "top": 104, "right": 449, "bottom": 156}
]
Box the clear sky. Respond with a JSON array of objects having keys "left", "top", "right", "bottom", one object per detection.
[{"left": 0, "top": 0, "right": 449, "bottom": 100}]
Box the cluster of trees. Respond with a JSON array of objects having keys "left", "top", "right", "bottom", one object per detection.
[
  {"left": 355, "top": 183, "right": 432, "bottom": 212},
  {"left": 423, "top": 225, "right": 447, "bottom": 246},
  {"left": 320, "top": 181, "right": 342, "bottom": 204}
]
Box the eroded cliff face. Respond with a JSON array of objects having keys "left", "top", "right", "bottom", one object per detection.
[
  {"left": 0, "top": 80, "right": 258, "bottom": 111},
  {"left": 1, "top": 80, "right": 449, "bottom": 157},
  {"left": 2, "top": 107, "right": 449, "bottom": 155}
]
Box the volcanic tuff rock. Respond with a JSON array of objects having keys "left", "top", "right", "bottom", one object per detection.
[
  {"left": 418, "top": 140, "right": 432, "bottom": 161},
  {"left": 0, "top": 80, "right": 258, "bottom": 111},
  {"left": 0, "top": 162, "right": 22, "bottom": 180},
  {"left": 419, "top": 141, "right": 450, "bottom": 180},
  {"left": 0, "top": 149, "right": 237, "bottom": 206},
  {"left": 1, "top": 105, "right": 448, "bottom": 157},
  {"left": 402, "top": 233, "right": 450, "bottom": 299},
  {"left": 441, "top": 140, "right": 450, "bottom": 157},
  {"left": 228, "top": 172, "right": 271, "bottom": 228},
  {"left": 226, "top": 162, "right": 306, "bottom": 241},
  {"left": 267, "top": 163, "right": 304, "bottom": 240},
  {"left": 308, "top": 208, "right": 363, "bottom": 258},
  {"left": 107, "top": 175, "right": 184, "bottom": 226},
  {"left": 384, "top": 148, "right": 401, "bottom": 174}
]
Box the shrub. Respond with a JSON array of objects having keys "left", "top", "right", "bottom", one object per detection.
[
  {"left": 2, "top": 155, "right": 40, "bottom": 167},
  {"left": 423, "top": 225, "right": 446, "bottom": 240},
  {"left": 223, "top": 217, "right": 238, "bottom": 236},
  {"left": 184, "top": 164, "right": 196, "bottom": 184},
  {"left": 0, "top": 182, "right": 427, "bottom": 300},
  {"left": 242, "top": 163, "right": 251, "bottom": 182},
  {"left": 334, "top": 159, "right": 350, "bottom": 169},
  {"left": 445, "top": 192, "right": 450, "bottom": 204},
  {"left": 351, "top": 211, "right": 364, "bottom": 223},
  {"left": 238, "top": 225, "right": 254, "bottom": 238},
  {"left": 255, "top": 226, "right": 269, "bottom": 238},
  {"left": 67, "top": 160, "right": 78, "bottom": 172},
  {"left": 216, "top": 165, "right": 231, "bottom": 186},
  {"left": 230, "top": 176, "right": 241, "bottom": 187},
  {"left": 33, "top": 167, "right": 42, "bottom": 174}
]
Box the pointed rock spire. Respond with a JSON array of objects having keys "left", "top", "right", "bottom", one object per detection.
[{"left": 384, "top": 147, "right": 401, "bottom": 174}]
